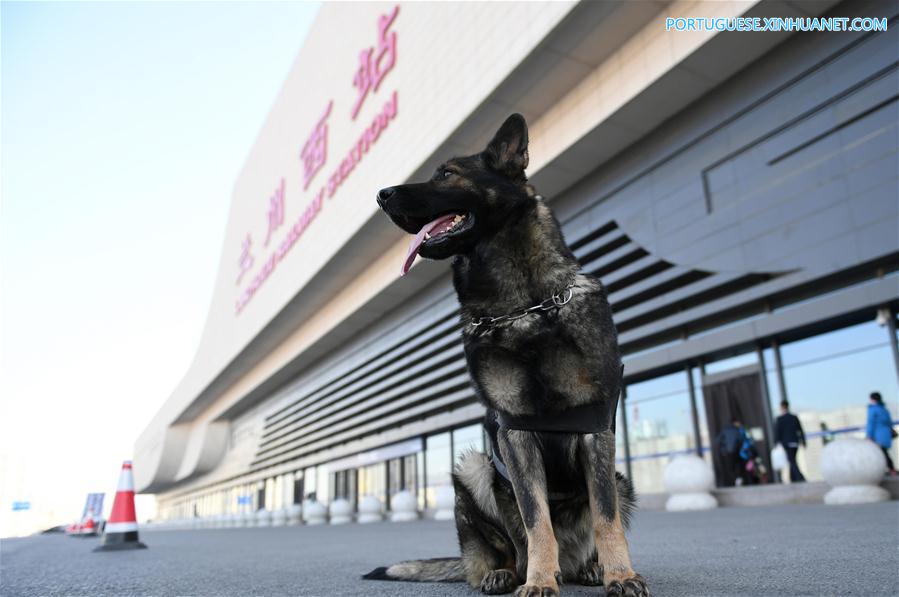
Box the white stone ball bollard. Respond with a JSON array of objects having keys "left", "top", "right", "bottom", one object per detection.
[
  {"left": 822, "top": 438, "right": 889, "bottom": 505},
  {"left": 390, "top": 491, "right": 418, "bottom": 522},
  {"left": 357, "top": 496, "right": 384, "bottom": 524},
  {"left": 304, "top": 500, "right": 328, "bottom": 525},
  {"left": 433, "top": 486, "right": 455, "bottom": 521},
  {"left": 256, "top": 509, "right": 272, "bottom": 527},
  {"left": 287, "top": 503, "right": 303, "bottom": 526},
  {"left": 271, "top": 507, "right": 288, "bottom": 527},
  {"left": 663, "top": 454, "right": 718, "bottom": 511},
  {"left": 329, "top": 499, "right": 353, "bottom": 525}
]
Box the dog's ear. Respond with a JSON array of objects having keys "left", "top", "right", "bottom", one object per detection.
[{"left": 484, "top": 113, "right": 529, "bottom": 180}]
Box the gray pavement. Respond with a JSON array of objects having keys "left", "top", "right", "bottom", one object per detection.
[{"left": 2, "top": 502, "right": 897, "bottom": 597}]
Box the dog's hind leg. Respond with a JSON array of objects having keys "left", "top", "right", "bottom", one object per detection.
[
  {"left": 454, "top": 453, "right": 520, "bottom": 594},
  {"left": 580, "top": 431, "right": 649, "bottom": 597},
  {"left": 497, "top": 429, "right": 562, "bottom": 597}
]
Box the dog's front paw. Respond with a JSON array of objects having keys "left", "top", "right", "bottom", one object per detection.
[
  {"left": 605, "top": 573, "right": 649, "bottom": 597},
  {"left": 575, "top": 561, "right": 603, "bottom": 586},
  {"left": 481, "top": 569, "right": 518, "bottom": 594},
  {"left": 513, "top": 584, "right": 559, "bottom": 597}
]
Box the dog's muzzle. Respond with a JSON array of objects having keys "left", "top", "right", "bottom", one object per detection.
[{"left": 376, "top": 187, "right": 395, "bottom": 209}]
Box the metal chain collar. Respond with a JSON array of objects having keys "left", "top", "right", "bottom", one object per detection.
[{"left": 470, "top": 284, "right": 575, "bottom": 329}]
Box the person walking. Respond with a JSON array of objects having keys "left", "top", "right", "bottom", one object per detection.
[
  {"left": 866, "top": 392, "right": 897, "bottom": 476},
  {"left": 717, "top": 418, "right": 750, "bottom": 486},
  {"left": 774, "top": 401, "right": 806, "bottom": 482}
]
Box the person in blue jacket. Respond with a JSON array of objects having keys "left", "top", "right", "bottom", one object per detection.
[{"left": 866, "top": 392, "right": 897, "bottom": 475}]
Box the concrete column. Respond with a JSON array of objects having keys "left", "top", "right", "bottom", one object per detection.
[
  {"left": 756, "top": 346, "right": 781, "bottom": 484},
  {"left": 686, "top": 365, "right": 703, "bottom": 457},
  {"left": 620, "top": 384, "right": 633, "bottom": 482},
  {"left": 885, "top": 306, "right": 899, "bottom": 387},
  {"left": 771, "top": 339, "right": 788, "bottom": 404}
]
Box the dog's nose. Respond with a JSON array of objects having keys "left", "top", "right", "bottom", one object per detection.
[{"left": 377, "top": 187, "right": 395, "bottom": 207}]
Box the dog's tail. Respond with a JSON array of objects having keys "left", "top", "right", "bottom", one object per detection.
[
  {"left": 363, "top": 557, "right": 466, "bottom": 583},
  {"left": 617, "top": 471, "right": 637, "bottom": 529}
]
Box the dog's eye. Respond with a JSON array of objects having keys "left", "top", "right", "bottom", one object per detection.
[{"left": 442, "top": 170, "right": 453, "bottom": 179}]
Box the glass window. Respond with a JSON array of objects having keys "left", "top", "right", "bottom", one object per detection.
[
  {"left": 625, "top": 371, "right": 694, "bottom": 494},
  {"left": 330, "top": 470, "right": 358, "bottom": 505},
  {"left": 256, "top": 481, "right": 265, "bottom": 511},
  {"left": 425, "top": 431, "right": 452, "bottom": 508},
  {"left": 331, "top": 471, "right": 344, "bottom": 501},
  {"left": 347, "top": 469, "right": 358, "bottom": 507},
  {"left": 358, "top": 462, "right": 387, "bottom": 505},
  {"left": 616, "top": 395, "right": 626, "bottom": 473},
  {"left": 417, "top": 447, "right": 426, "bottom": 510},
  {"left": 388, "top": 458, "right": 403, "bottom": 499},
  {"left": 779, "top": 322, "right": 898, "bottom": 481},
  {"left": 403, "top": 454, "right": 418, "bottom": 495},
  {"left": 452, "top": 424, "right": 484, "bottom": 466},
  {"left": 292, "top": 471, "right": 304, "bottom": 504},
  {"left": 690, "top": 367, "right": 712, "bottom": 467}
]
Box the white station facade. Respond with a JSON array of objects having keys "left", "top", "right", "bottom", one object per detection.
[{"left": 136, "top": 0, "right": 899, "bottom": 520}]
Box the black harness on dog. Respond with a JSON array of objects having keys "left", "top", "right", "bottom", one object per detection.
[
  {"left": 490, "top": 365, "right": 623, "bottom": 488},
  {"left": 497, "top": 399, "right": 616, "bottom": 434},
  {"left": 469, "top": 281, "right": 624, "bottom": 491}
]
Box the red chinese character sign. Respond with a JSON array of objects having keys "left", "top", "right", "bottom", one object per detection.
[
  {"left": 264, "top": 178, "right": 286, "bottom": 246},
  {"left": 300, "top": 101, "right": 333, "bottom": 190},
  {"left": 234, "top": 5, "right": 401, "bottom": 315},
  {"left": 236, "top": 234, "right": 254, "bottom": 286},
  {"left": 351, "top": 5, "right": 399, "bottom": 119}
]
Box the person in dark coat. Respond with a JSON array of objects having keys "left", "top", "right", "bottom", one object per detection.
[
  {"left": 716, "top": 418, "right": 749, "bottom": 486},
  {"left": 866, "top": 392, "right": 897, "bottom": 475},
  {"left": 774, "top": 401, "right": 806, "bottom": 482}
]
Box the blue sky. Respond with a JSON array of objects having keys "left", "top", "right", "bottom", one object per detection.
[{"left": 1, "top": 0, "right": 320, "bottom": 536}]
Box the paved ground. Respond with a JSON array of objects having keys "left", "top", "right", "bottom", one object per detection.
[{"left": 2, "top": 502, "right": 897, "bottom": 596}]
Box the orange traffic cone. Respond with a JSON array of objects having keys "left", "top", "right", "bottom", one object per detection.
[
  {"left": 78, "top": 508, "right": 98, "bottom": 537},
  {"left": 94, "top": 461, "right": 147, "bottom": 551}
]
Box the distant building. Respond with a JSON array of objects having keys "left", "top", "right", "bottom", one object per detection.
[{"left": 135, "top": 0, "right": 899, "bottom": 519}]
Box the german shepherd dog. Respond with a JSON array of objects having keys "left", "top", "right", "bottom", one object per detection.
[{"left": 368, "top": 114, "right": 648, "bottom": 597}]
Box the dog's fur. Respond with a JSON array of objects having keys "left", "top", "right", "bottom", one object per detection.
[{"left": 367, "top": 115, "right": 648, "bottom": 597}]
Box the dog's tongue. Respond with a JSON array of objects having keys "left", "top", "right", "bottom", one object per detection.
[{"left": 401, "top": 214, "right": 456, "bottom": 276}]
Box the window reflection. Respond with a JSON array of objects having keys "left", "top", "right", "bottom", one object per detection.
[
  {"left": 780, "top": 322, "right": 898, "bottom": 481},
  {"left": 452, "top": 424, "right": 484, "bottom": 465},
  {"left": 625, "top": 372, "right": 693, "bottom": 494},
  {"left": 425, "top": 431, "right": 452, "bottom": 508},
  {"left": 358, "top": 462, "right": 386, "bottom": 505}
]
